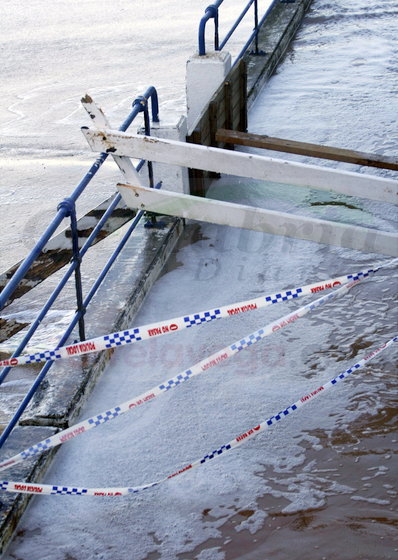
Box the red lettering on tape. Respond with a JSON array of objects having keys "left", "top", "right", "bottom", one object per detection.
[
  {"left": 201, "top": 352, "right": 228, "bottom": 371},
  {"left": 27, "top": 486, "right": 43, "bottom": 493},
  {"left": 300, "top": 386, "right": 324, "bottom": 403},
  {"left": 311, "top": 285, "right": 324, "bottom": 294},
  {"left": 227, "top": 308, "right": 240, "bottom": 316},
  {"left": 168, "top": 464, "right": 192, "bottom": 479},
  {"left": 0, "top": 459, "right": 15, "bottom": 468},
  {"left": 240, "top": 303, "right": 257, "bottom": 313},
  {"left": 148, "top": 328, "right": 162, "bottom": 337},
  {"left": 78, "top": 342, "right": 96, "bottom": 353},
  {"left": 59, "top": 426, "right": 86, "bottom": 443},
  {"left": 15, "top": 484, "right": 42, "bottom": 493}
]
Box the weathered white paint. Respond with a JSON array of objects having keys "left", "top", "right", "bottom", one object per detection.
[
  {"left": 116, "top": 183, "right": 398, "bottom": 257},
  {"left": 81, "top": 128, "right": 398, "bottom": 205},
  {"left": 81, "top": 96, "right": 146, "bottom": 187},
  {"left": 186, "top": 51, "right": 232, "bottom": 134},
  {"left": 140, "top": 116, "right": 190, "bottom": 194}
]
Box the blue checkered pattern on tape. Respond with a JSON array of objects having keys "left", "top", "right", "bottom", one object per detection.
[
  {"left": 306, "top": 292, "right": 333, "bottom": 311},
  {"left": 129, "top": 482, "right": 159, "bottom": 494},
  {"left": 51, "top": 486, "right": 88, "bottom": 495},
  {"left": 184, "top": 310, "right": 221, "bottom": 327},
  {"left": 267, "top": 404, "right": 298, "bottom": 426},
  {"left": 88, "top": 407, "right": 122, "bottom": 427},
  {"left": 331, "top": 361, "right": 360, "bottom": 384},
  {"left": 21, "top": 438, "right": 53, "bottom": 460},
  {"left": 265, "top": 288, "right": 302, "bottom": 304},
  {"left": 159, "top": 370, "right": 194, "bottom": 391},
  {"left": 200, "top": 444, "right": 232, "bottom": 464},
  {"left": 231, "top": 329, "right": 265, "bottom": 352},
  {"left": 348, "top": 270, "right": 372, "bottom": 281},
  {"left": 25, "top": 350, "right": 61, "bottom": 364},
  {"left": 104, "top": 329, "right": 141, "bottom": 348},
  {"left": 0, "top": 482, "right": 8, "bottom": 490}
]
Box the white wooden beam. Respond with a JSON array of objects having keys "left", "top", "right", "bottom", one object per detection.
[
  {"left": 116, "top": 183, "right": 398, "bottom": 257},
  {"left": 81, "top": 128, "right": 398, "bottom": 205},
  {"left": 81, "top": 96, "right": 146, "bottom": 187}
]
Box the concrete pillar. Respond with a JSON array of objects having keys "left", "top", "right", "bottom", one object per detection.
[
  {"left": 186, "top": 51, "right": 232, "bottom": 134},
  {"left": 138, "top": 115, "right": 190, "bottom": 194}
]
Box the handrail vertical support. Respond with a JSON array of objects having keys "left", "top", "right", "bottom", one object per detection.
[
  {"left": 199, "top": 3, "right": 221, "bottom": 56},
  {"left": 57, "top": 198, "right": 86, "bottom": 341},
  {"left": 249, "top": 0, "right": 265, "bottom": 56},
  {"left": 254, "top": 0, "right": 259, "bottom": 54}
]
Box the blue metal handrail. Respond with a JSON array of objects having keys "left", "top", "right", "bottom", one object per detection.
[
  {"left": 0, "top": 87, "right": 160, "bottom": 449},
  {"left": 198, "top": 0, "right": 280, "bottom": 61},
  {"left": 199, "top": 0, "right": 224, "bottom": 54},
  {"left": 0, "top": 86, "right": 159, "bottom": 312}
]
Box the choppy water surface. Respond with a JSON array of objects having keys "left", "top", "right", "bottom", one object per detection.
[{"left": 1, "top": 0, "right": 397, "bottom": 559}]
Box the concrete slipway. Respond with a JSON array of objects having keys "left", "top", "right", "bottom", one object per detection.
[{"left": 1, "top": 0, "right": 398, "bottom": 558}]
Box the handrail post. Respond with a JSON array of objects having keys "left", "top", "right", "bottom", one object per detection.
[
  {"left": 133, "top": 96, "right": 154, "bottom": 188},
  {"left": 254, "top": 0, "right": 259, "bottom": 55},
  {"left": 57, "top": 198, "right": 85, "bottom": 341},
  {"left": 214, "top": 7, "right": 219, "bottom": 51},
  {"left": 143, "top": 105, "right": 154, "bottom": 188},
  {"left": 146, "top": 87, "right": 160, "bottom": 123},
  {"left": 249, "top": 0, "right": 265, "bottom": 57},
  {"left": 199, "top": 3, "right": 222, "bottom": 56}
]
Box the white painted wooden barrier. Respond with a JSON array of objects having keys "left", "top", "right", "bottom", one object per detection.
[
  {"left": 81, "top": 129, "right": 398, "bottom": 205},
  {"left": 80, "top": 125, "right": 397, "bottom": 256},
  {"left": 116, "top": 183, "right": 398, "bottom": 257},
  {"left": 81, "top": 96, "right": 146, "bottom": 188}
]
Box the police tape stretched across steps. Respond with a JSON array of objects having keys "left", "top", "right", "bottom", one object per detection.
[
  {"left": 1, "top": 258, "right": 396, "bottom": 369},
  {"left": 0, "top": 272, "right": 385, "bottom": 473},
  {"left": 1, "top": 335, "right": 396, "bottom": 496}
]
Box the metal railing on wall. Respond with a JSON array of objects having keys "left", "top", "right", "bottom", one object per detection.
[
  {"left": 199, "top": 0, "right": 294, "bottom": 65},
  {"left": 0, "top": 87, "right": 160, "bottom": 449}
]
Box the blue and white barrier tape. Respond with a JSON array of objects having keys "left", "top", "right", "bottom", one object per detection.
[
  {"left": 1, "top": 335, "right": 396, "bottom": 496},
  {"left": 1, "top": 258, "right": 396, "bottom": 368},
  {"left": 0, "top": 274, "right": 372, "bottom": 473}
]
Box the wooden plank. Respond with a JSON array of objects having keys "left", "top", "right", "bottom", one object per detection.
[
  {"left": 224, "top": 80, "right": 233, "bottom": 150},
  {"left": 232, "top": 75, "right": 241, "bottom": 98},
  {"left": 231, "top": 88, "right": 242, "bottom": 111},
  {"left": 232, "top": 112, "right": 242, "bottom": 132},
  {"left": 198, "top": 118, "right": 211, "bottom": 146},
  {"left": 228, "top": 60, "right": 241, "bottom": 84},
  {"left": 209, "top": 101, "right": 218, "bottom": 147},
  {"left": 216, "top": 105, "right": 226, "bottom": 131},
  {"left": 239, "top": 60, "right": 248, "bottom": 132},
  {"left": 224, "top": 81, "right": 233, "bottom": 130},
  {"left": 187, "top": 129, "right": 206, "bottom": 197},
  {"left": 117, "top": 183, "right": 398, "bottom": 257},
  {"left": 81, "top": 129, "right": 398, "bottom": 205},
  {"left": 215, "top": 129, "right": 398, "bottom": 172}
]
